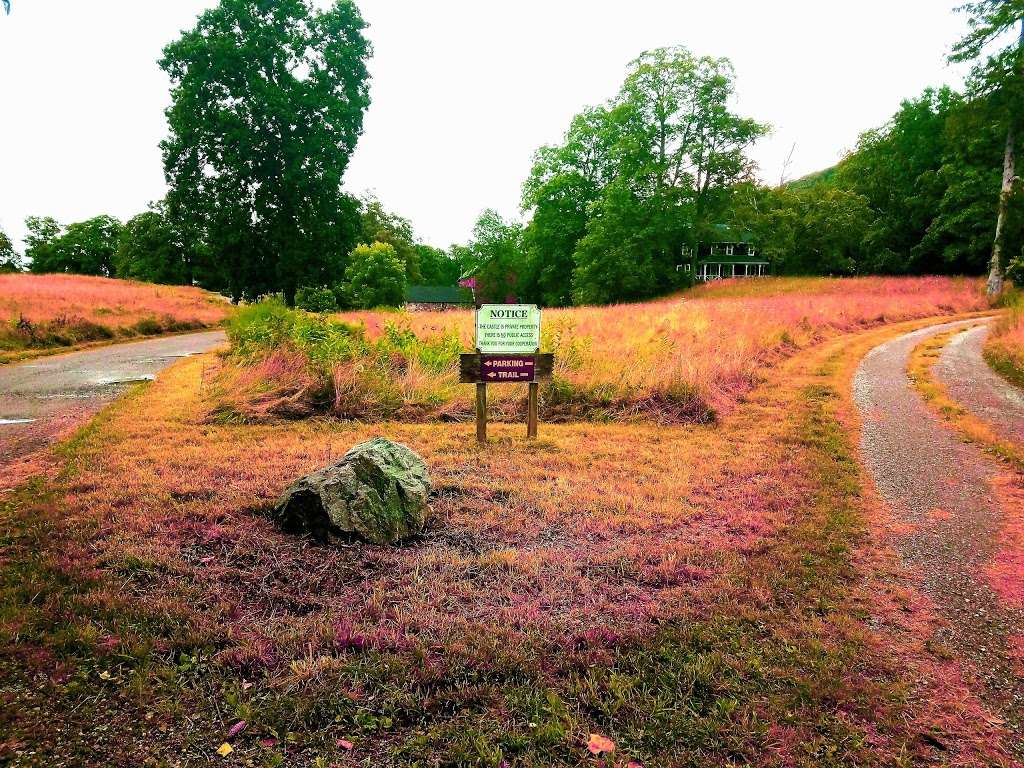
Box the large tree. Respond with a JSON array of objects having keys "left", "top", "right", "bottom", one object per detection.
[
  {"left": 414, "top": 244, "right": 461, "bottom": 285},
  {"left": 23, "top": 216, "right": 62, "bottom": 273},
  {"left": 951, "top": 0, "right": 1024, "bottom": 294},
  {"left": 160, "top": 0, "right": 371, "bottom": 304},
  {"left": 523, "top": 47, "right": 767, "bottom": 305},
  {"left": 462, "top": 209, "right": 525, "bottom": 304}
]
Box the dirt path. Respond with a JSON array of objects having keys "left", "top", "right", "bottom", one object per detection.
[
  {"left": 0, "top": 331, "right": 225, "bottom": 486},
  {"left": 936, "top": 323, "right": 1024, "bottom": 445},
  {"left": 854, "top": 319, "right": 1024, "bottom": 753}
]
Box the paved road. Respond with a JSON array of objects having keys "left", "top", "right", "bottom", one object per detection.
[
  {"left": 0, "top": 331, "right": 225, "bottom": 485},
  {"left": 854, "top": 319, "right": 1024, "bottom": 754},
  {"left": 937, "top": 323, "right": 1024, "bottom": 445}
]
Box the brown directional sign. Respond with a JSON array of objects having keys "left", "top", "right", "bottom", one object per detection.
[
  {"left": 460, "top": 353, "right": 553, "bottom": 384},
  {"left": 482, "top": 355, "right": 534, "bottom": 382}
]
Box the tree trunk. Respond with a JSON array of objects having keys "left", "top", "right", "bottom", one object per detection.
[
  {"left": 988, "top": 20, "right": 1024, "bottom": 297},
  {"left": 988, "top": 121, "right": 1016, "bottom": 296}
]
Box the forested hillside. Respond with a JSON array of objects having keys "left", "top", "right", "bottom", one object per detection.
[{"left": 733, "top": 86, "right": 1024, "bottom": 279}]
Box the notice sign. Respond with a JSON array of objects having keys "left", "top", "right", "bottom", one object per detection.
[
  {"left": 475, "top": 304, "right": 541, "bottom": 354},
  {"left": 480, "top": 355, "right": 536, "bottom": 382}
]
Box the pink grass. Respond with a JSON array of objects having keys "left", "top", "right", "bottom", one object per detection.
[{"left": 0, "top": 273, "right": 229, "bottom": 328}]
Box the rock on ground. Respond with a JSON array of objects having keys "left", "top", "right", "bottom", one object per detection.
[{"left": 273, "top": 437, "right": 431, "bottom": 545}]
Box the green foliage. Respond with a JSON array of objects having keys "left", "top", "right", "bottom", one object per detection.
[
  {"left": 295, "top": 285, "right": 339, "bottom": 313},
  {"left": 345, "top": 242, "right": 408, "bottom": 309},
  {"left": 951, "top": 0, "right": 1024, "bottom": 101},
  {"left": 226, "top": 298, "right": 462, "bottom": 418},
  {"left": 0, "top": 228, "right": 21, "bottom": 272},
  {"left": 414, "top": 244, "right": 462, "bottom": 285},
  {"left": 114, "top": 208, "right": 193, "bottom": 284},
  {"left": 26, "top": 215, "right": 123, "bottom": 277},
  {"left": 228, "top": 298, "right": 366, "bottom": 364},
  {"left": 736, "top": 84, "right": 1023, "bottom": 278},
  {"left": 23, "top": 216, "right": 61, "bottom": 272},
  {"left": 462, "top": 209, "right": 525, "bottom": 304},
  {"left": 730, "top": 183, "right": 871, "bottom": 275},
  {"left": 160, "top": 0, "right": 371, "bottom": 304},
  {"left": 522, "top": 46, "right": 767, "bottom": 305},
  {"left": 359, "top": 194, "right": 422, "bottom": 283}
]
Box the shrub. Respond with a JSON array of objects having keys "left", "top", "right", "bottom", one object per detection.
[
  {"left": 345, "top": 242, "right": 407, "bottom": 309},
  {"left": 295, "top": 285, "right": 338, "bottom": 313},
  {"left": 219, "top": 298, "right": 462, "bottom": 420}
]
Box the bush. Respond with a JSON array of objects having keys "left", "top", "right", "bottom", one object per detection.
[
  {"left": 228, "top": 297, "right": 367, "bottom": 364},
  {"left": 345, "top": 242, "right": 407, "bottom": 309},
  {"left": 295, "top": 285, "right": 338, "bottom": 313},
  {"left": 220, "top": 298, "right": 463, "bottom": 420}
]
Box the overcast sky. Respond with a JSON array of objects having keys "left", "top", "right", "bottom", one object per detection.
[{"left": 0, "top": 1, "right": 974, "bottom": 251}]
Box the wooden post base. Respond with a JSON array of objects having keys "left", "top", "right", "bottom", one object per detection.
[
  {"left": 527, "top": 382, "right": 538, "bottom": 439},
  {"left": 476, "top": 383, "right": 487, "bottom": 444}
]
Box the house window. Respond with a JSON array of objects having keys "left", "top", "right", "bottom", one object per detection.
[
  {"left": 748, "top": 246, "right": 757, "bottom": 257},
  {"left": 725, "top": 244, "right": 735, "bottom": 256},
  {"left": 684, "top": 263, "right": 691, "bottom": 272},
  {"left": 681, "top": 246, "right": 693, "bottom": 258}
]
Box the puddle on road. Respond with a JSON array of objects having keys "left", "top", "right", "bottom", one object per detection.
[
  {"left": 0, "top": 418, "right": 36, "bottom": 425},
  {"left": 137, "top": 353, "right": 198, "bottom": 364},
  {"left": 89, "top": 374, "right": 157, "bottom": 386}
]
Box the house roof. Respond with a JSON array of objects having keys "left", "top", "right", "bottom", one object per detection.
[
  {"left": 406, "top": 284, "right": 474, "bottom": 304},
  {"left": 699, "top": 259, "right": 770, "bottom": 266}
]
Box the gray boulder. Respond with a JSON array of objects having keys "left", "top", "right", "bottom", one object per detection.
[{"left": 273, "top": 438, "right": 431, "bottom": 545}]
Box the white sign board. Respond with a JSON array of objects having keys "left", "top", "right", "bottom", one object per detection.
[{"left": 475, "top": 304, "right": 541, "bottom": 354}]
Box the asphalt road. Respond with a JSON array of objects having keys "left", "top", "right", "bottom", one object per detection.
[
  {"left": 0, "top": 331, "right": 225, "bottom": 485},
  {"left": 854, "top": 318, "right": 1024, "bottom": 754}
]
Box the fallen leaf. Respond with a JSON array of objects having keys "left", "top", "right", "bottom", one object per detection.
[
  {"left": 216, "top": 742, "right": 233, "bottom": 757},
  {"left": 227, "top": 721, "right": 247, "bottom": 740},
  {"left": 627, "top": 762, "right": 644, "bottom": 768},
  {"left": 259, "top": 738, "right": 277, "bottom": 748},
  {"left": 586, "top": 733, "right": 615, "bottom": 755},
  {"left": 336, "top": 738, "right": 354, "bottom": 750}
]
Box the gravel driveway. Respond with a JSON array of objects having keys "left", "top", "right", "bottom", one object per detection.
[
  {"left": 936, "top": 323, "right": 1024, "bottom": 445},
  {"left": 0, "top": 331, "right": 225, "bottom": 486},
  {"left": 854, "top": 319, "right": 1024, "bottom": 753}
]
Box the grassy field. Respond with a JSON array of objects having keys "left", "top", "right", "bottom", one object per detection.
[
  {"left": 0, "top": 273, "right": 230, "bottom": 359},
  {"left": 214, "top": 276, "right": 987, "bottom": 424},
  {"left": 1, "top": 278, "right": 1016, "bottom": 766},
  {"left": 984, "top": 300, "right": 1024, "bottom": 388}
]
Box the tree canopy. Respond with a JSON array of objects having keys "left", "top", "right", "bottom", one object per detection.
[
  {"left": 519, "top": 46, "right": 768, "bottom": 305},
  {"left": 25, "top": 215, "right": 123, "bottom": 277},
  {"left": 345, "top": 241, "right": 407, "bottom": 309},
  {"left": 160, "top": 0, "right": 371, "bottom": 304}
]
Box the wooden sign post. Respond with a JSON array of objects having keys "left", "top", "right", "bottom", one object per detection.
[{"left": 461, "top": 304, "right": 552, "bottom": 443}]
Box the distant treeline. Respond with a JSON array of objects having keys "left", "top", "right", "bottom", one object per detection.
[
  {"left": 3, "top": 0, "right": 1019, "bottom": 307},
  {"left": 732, "top": 85, "right": 1024, "bottom": 281},
  {"left": 1, "top": 194, "right": 465, "bottom": 311}
]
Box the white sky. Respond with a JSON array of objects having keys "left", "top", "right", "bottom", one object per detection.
[{"left": 0, "top": 1, "right": 973, "bottom": 252}]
